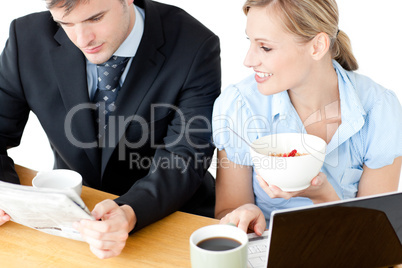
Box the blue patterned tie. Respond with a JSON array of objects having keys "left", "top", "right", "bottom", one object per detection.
[{"left": 93, "top": 56, "right": 129, "bottom": 140}]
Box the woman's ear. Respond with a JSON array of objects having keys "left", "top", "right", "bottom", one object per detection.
[{"left": 310, "top": 32, "right": 331, "bottom": 60}]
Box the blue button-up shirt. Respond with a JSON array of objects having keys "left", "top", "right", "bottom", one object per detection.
[{"left": 212, "top": 60, "right": 402, "bottom": 224}]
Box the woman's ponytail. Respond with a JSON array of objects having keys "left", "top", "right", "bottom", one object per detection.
[{"left": 332, "top": 30, "right": 358, "bottom": 71}]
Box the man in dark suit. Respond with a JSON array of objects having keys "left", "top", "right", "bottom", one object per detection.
[{"left": 0, "top": 0, "right": 220, "bottom": 258}]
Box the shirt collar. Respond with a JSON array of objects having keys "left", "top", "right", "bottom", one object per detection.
[
  {"left": 113, "top": 5, "right": 144, "bottom": 58},
  {"left": 325, "top": 60, "right": 366, "bottom": 154},
  {"left": 332, "top": 59, "right": 366, "bottom": 120},
  {"left": 271, "top": 90, "right": 292, "bottom": 121}
]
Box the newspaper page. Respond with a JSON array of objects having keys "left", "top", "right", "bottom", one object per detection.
[{"left": 0, "top": 181, "right": 94, "bottom": 241}]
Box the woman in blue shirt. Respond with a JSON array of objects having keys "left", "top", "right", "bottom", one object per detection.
[{"left": 212, "top": 0, "right": 402, "bottom": 236}]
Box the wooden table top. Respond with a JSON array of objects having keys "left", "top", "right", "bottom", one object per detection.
[
  {"left": 0, "top": 165, "right": 219, "bottom": 267},
  {"left": 4, "top": 165, "right": 401, "bottom": 268}
]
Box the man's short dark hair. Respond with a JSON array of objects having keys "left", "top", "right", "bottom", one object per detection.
[
  {"left": 46, "top": 0, "right": 88, "bottom": 15},
  {"left": 46, "top": 0, "right": 125, "bottom": 16}
]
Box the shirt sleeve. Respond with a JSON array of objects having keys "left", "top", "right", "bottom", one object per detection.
[
  {"left": 212, "top": 85, "right": 254, "bottom": 166},
  {"left": 363, "top": 90, "right": 402, "bottom": 169}
]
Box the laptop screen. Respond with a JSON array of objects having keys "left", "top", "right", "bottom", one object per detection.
[{"left": 266, "top": 191, "right": 402, "bottom": 268}]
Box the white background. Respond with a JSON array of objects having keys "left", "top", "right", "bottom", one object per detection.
[{"left": 1, "top": 0, "right": 401, "bottom": 190}]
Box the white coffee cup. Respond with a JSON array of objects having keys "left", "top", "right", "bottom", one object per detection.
[
  {"left": 189, "top": 224, "right": 248, "bottom": 268},
  {"left": 32, "top": 169, "right": 83, "bottom": 196}
]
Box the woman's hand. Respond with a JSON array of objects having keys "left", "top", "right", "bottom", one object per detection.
[
  {"left": 256, "top": 172, "right": 340, "bottom": 204},
  {"left": 219, "top": 204, "right": 266, "bottom": 236}
]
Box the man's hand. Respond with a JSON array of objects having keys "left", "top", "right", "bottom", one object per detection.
[
  {"left": 73, "top": 199, "right": 136, "bottom": 259},
  {"left": 0, "top": 209, "right": 10, "bottom": 226}
]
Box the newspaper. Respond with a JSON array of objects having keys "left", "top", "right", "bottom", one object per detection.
[{"left": 0, "top": 181, "right": 94, "bottom": 241}]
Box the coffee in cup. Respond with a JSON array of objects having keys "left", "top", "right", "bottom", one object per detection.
[
  {"left": 189, "top": 224, "right": 248, "bottom": 268},
  {"left": 196, "top": 237, "right": 242, "bottom": 251}
]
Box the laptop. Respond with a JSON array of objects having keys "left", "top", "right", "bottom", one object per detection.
[{"left": 247, "top": 191, "right": 402, "bottom": 268}]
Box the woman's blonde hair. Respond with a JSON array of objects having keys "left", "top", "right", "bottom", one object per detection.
[{"left": 243, "top": 0, "right": 358, "bottom": 71}]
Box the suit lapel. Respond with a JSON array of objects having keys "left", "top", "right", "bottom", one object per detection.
[
  {"left": 101, "top": 0, "right": 165, "bottom": 175},
  {"left": 50, "top": 28, "right": 101, "bottom": 179}
]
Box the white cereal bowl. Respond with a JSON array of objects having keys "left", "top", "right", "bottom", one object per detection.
[{"left": 250, "top": 133, "right": 327, "bottom": 191}]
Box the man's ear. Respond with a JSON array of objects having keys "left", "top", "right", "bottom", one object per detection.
[{"left": 310, "top": 32, "right": 330, "bottom": 60}]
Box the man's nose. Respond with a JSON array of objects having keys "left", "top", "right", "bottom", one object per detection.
[{"left": 75, "top": 25, "right": 95, "bottom": 48}]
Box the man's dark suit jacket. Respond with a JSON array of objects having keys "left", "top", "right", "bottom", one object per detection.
[{"left": 0, "top": 0, "right": 221, "bottom": 231}]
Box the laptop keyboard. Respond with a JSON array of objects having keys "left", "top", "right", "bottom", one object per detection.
[{"left": 247, "top": 232, "right": 269, "bottom": 268}]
